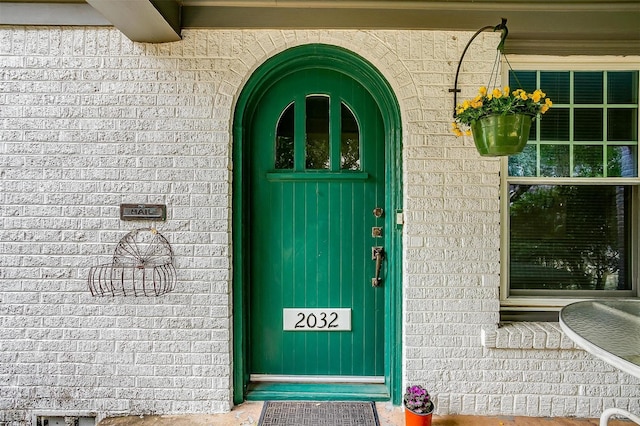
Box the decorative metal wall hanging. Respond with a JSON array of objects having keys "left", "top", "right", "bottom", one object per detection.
[{"left": 88, "top": 228, "right": 176, "bottom": 297}]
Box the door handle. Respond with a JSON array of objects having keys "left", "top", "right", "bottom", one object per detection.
[{"left": 371, "top": 246, "right": 385, "bottom": 287}]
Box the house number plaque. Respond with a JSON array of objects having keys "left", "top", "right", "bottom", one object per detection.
[
  {"left": 120, "top": 204, "right": 166, "bottom": 221},
  {"left": 283, "top": 308, "right": 351, "bottom": 331}
]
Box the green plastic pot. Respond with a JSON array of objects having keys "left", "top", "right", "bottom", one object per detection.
[{"left": 471, "top": 113, "right": 533, "bottom": 157}]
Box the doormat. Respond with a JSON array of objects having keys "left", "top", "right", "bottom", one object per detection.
[{"left": 258, "top": 401, "right": 380, "bottom": 426}]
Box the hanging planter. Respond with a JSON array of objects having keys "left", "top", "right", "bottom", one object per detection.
[
  {"left": 448, "top": 19, "right": 553, "bottom": 156},
  {"left": 471, "top": 112, "right": 533, "bottom": 157},
  {"left": 453, "top": 86, "right": 551, "bottom": 156}
]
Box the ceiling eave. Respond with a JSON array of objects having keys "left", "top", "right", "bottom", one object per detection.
[
  {"left": 0, "top": 0, "right": 638, "bottom": 55},
  {"left": 0, "top": 2, "right": 109, "bottom": 26},
  {"left": 181, "top": 4, "right": 640, "bottom": 55}
]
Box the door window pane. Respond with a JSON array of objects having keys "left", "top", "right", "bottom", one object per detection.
[
  {"left": 340, "top": 103, "right": 360, "bottom": 170},
  {"left": 306, "top": 96, "right": 330, "bottom": 169},
  {"left": 275, "top": 103, "right": 295, "bottom": 169},
  {"left": 510, "top": 184, "right": 631, "bottom": 291}
]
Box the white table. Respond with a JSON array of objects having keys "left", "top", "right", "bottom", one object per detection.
[{"left": 559, "top": 300, "right": 640, "bottom": 426}]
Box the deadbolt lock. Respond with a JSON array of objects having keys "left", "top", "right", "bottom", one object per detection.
[
  {"left": 373, "top": 207, "right": 384, "bottom": 218},
  {"left": 372, "top": 227, "right": 383, "bottom": 238}
]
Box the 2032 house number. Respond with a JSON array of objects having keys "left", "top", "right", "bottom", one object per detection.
[
  {"left": 283, "top": 308, "right": 351, "bottom": 331},
  {"left": 295, "top": 311, "right": 338, "bottom": 329}
]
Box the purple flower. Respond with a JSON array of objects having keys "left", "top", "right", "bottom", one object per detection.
[{"left": 403, "top": 385, "right": 434, "bottom": 414}]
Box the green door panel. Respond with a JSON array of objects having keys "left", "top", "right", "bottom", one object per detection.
[{"left": 249, "top": 67, "right": 386, "bottom": 377}]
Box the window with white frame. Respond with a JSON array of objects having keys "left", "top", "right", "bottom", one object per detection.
[{"left": 501, "top": 59, "right": 639, "bottom": 321}]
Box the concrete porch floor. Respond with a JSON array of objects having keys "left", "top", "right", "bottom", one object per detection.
[{"left": 97, "top": 401, "right": 636, "bottom": 426}]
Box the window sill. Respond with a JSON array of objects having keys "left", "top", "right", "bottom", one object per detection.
[{"left": 481, "top": 322, "right": 578, "bottom": 350}]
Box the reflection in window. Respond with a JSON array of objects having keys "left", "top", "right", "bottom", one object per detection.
[
  {"left": 608, "top": 146, "right": 638, "bottom": 177},
  {"left": 573, "top": 145, "right": 603, "bottom": 177},
  {"left": 306, "top": 96, "right": 330, "bottom": 169},
  {"left": 341, "top": 103, "right": 360, "bottom": 170},
  {"left": 540, "top": 144, "right": 569, "bottom": 177},
  {"left": 275, "top": 103, "right": 295, "bottom": 169},
  {"left": 510, "top": 184, "right": 631, "bottom": 291},
  {"left": 508, "top": 145, "right": 537, "bottom": 177}
]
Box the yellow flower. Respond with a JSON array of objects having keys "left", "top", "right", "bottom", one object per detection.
[
  {"left": 531, "top": 89, "right": 544, "bottom": 102},
  {"left": 471, "top": 99, "right": 483, "bottom": 109},
  {"left": 451, "top": 122, "right": 465, "bottom": 137},
  {"left": 512, "top": 89, "right": 528, "bottom": 100},
  {"left": 454, "top": 84, "right": 553, "bottom": 130}
]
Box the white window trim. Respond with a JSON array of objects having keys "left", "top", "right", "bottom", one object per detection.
[{"left": 499, "top": 56, "right": 640, "bottom": 312}]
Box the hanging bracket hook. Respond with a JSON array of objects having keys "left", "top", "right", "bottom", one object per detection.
[{"left": 449, "top": 18, "right": 509, "bottom": 117}]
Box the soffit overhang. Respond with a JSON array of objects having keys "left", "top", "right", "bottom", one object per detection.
[{"left": 0, "top": 0, "right": 638, "bottom": 55}]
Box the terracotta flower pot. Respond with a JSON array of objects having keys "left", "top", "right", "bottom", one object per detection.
[
  {"left": 471, "top": 113, "right": 533, "bottom": 157},
  {"left": 404, "top": 406, "right": 434, "bottom": 426}
]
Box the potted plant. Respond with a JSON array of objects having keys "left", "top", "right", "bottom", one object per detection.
[
  {"left": 452, "top": 86, "right": 552, "bottom": 156},
  {"left": 403, "top": 385, "right": 435, "bottom": 426}
]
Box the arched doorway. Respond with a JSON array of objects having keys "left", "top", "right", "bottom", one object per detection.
[{"left": 233, "top": 44, "right": 402, "bottom": 404}]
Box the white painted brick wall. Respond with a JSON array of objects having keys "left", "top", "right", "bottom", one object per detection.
[{"left": 1, "top": 26, "right": 639, "bottom": 425}]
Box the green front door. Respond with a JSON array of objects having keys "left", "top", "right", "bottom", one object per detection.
[{"left": 248, "top": 67, "right": 386, "bottom": 381}]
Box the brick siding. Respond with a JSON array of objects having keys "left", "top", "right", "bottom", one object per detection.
[{"left": 0, "top": 27, "right": 638, "bottom": 425}]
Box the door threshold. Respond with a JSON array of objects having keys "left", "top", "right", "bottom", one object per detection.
[{"left": 246, "top": 381, "right": 390, "bottom": 402}]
